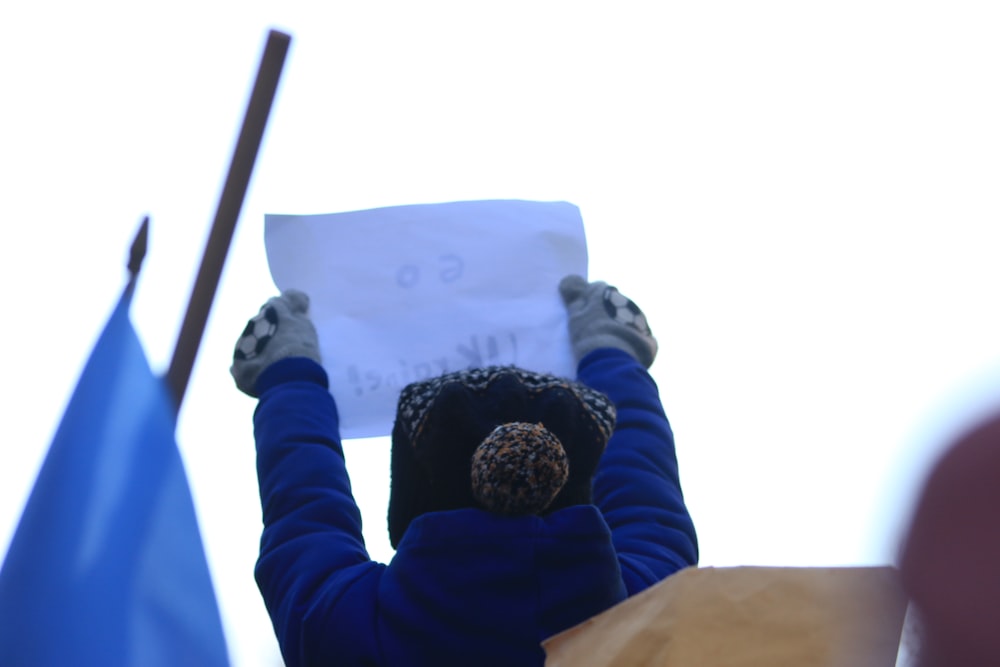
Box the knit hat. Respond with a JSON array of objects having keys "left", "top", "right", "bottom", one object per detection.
[{"left": 388, "top": 366, "right": 616, "bottom": 549}]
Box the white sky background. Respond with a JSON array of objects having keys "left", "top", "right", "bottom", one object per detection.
[{"left": 2, "top": 2, "right": 999, "bottom": 665}]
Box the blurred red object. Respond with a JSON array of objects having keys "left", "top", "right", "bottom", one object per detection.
[{"left": 899, "top": 410, "right": 1000, "bottom": 666}]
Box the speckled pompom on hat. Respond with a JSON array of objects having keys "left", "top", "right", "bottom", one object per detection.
[
  {"left": 388, "top": 367, "right": 616, "bottom": 549},
  {"left": 471, "top": 422, "right": 569, "bottom": 515}
]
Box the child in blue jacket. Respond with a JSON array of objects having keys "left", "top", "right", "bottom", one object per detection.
[{"left": 230, "top": 275, "right": 698, "bottom": 666}]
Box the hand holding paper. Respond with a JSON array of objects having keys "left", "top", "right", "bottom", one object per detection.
[
  {"left": 230, "top": 289, "right": 321, "bottom": 397},
  {"left": 560, "top": 275, "right": 658, "bottom": 368}
]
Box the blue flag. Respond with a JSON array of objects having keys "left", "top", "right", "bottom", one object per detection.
[{"left": 0, "top": 287, "right": 230, "bottom": 666}]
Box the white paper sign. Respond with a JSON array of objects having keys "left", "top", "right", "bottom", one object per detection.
[{"left": 264, "top": 200, "right": 589, "bottom": 439}]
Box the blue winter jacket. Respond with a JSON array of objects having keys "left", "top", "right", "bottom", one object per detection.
[{"left": 252, "top": 348, "right": 698, "bottom": 666}]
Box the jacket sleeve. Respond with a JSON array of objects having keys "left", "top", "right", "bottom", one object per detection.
[
  {"left": 251, "top": 357, "right": 385, "bottom": 667},
  {"left": 576, "top": 348, "right": 698, "bottom": 595}
]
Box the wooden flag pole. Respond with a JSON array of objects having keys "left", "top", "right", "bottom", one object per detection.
[{"left": 165, "top": 29, "right": 291, "bottom": 413}]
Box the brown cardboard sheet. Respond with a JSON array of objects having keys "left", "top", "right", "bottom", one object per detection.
[{"left": 543, "top": 566, "right": 907, "bottom": 667}]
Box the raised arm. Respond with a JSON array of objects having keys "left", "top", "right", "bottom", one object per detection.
[
  {"left": 231, "top": 291, "right": 383, "bottom": 667},
  {"left": 560, "top": 276, "right": 698, "bottom": 595}
]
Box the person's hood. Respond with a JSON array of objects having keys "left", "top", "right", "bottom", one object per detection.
[{"left": 377, "top": 505, "right": 628, "bottom": 666}]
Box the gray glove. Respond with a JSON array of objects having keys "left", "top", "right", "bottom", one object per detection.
[
  {"left": 230, "top": 289, "right": 321, "bottom": 397},
  {"left": 559, "top": 275, "right": 658, "bottom": 368}
]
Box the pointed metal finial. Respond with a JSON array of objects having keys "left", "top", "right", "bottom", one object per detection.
[{"left": 128, "top": 216, "right": 150, "bottom": 281}]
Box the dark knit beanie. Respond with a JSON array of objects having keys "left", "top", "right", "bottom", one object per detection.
[{"left": 388, "top": 366, "right": 616, "bottom": 549}]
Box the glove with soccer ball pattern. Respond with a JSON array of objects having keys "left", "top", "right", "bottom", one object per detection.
[
  {"left": 559, "top": 274, "right": 658, "bottom": 369},
  {"left": 230, "top": 289, "right": 322, "bottom": 397}
]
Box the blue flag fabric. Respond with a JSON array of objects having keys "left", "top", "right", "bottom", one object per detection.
[{"left": 0, "top": 288, "right": 230, "bottom": 666}]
